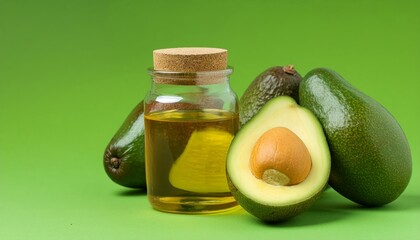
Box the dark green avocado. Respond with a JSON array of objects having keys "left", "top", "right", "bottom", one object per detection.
[
  {"left": 299, "top": 68, "right": 412, "bottom": 207},
  {"left": 239, "top": 65, "right": 302, "bottom": 126},
  {"left": 103, "top": 101, "right": 146, "bottom": 189}
]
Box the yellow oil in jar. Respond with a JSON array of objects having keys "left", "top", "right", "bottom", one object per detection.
[{"left": 144, "top": 109, "right": 239, "bottom": 214}]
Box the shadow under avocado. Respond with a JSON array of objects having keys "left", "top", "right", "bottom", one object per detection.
[
  {"left": 254, "top": 190, "right": 420, "bottom": 227},
  {"left": 254, "top": 190, "right": 355, "bottom": 227},
  {"left": 312, "top": 191, "right": 420, "bottom": 212},
  {"left": 384, "top": 194, "right": 420, "bottom": 211},
  {"left": 115, "top": 188, "right": 147, "bottom": 197}
]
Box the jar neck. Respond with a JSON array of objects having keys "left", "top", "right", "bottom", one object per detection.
[
  {"left": 145, "top": 68, "right": 237, "bottom": 114},
  {"left": 148, "top": 68, "right": 233, "bottom": 86},
  {"left": 150, "top": 78, "right": 233, "bottom": 96}
]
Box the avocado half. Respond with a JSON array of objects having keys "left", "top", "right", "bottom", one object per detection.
[{"left": 227, "top": 96, "right": 330, "bottom": 222}]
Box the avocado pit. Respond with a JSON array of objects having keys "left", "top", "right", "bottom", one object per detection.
[{"left": 249, "top": 127, "right": 312, "bottom": 186}]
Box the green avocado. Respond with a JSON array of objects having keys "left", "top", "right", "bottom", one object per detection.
[
  {"left": 299, "top": 68, "right": 412, "bottom": 207},
  {"left": 227, "top": 96, "right": 331, "bottom": 222},
  {"left": 239, "top": 65, "right": 302, "bottom": 126},
  {"left": 103, "top": 101, "right": 146, "bottom": 189}
]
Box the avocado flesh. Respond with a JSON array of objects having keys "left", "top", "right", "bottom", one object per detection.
[
  {"left": 227, "top": 96, "right": 331, "bottom": 222},
  {"left": 299, "top": 68, "right": 412, "bottom": 207},
  {"left": 239, "top": 66, "right": 302, "bottom": 126},
  {"left": 103, "top": 101, "right": 146, "bottom": 189}
]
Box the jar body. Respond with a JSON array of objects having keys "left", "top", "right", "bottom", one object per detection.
[{"left": 144, "top": 69, "right": 239, "bottom": 214}]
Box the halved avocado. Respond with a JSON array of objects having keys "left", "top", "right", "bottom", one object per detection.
[{"left": 227, "top": 96, "right": 330, "bottom": 222}]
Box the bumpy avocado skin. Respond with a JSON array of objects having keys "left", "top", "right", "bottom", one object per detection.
[
  {"left": 239, "top": 66, "right": 302, "bottom": 126},
  {"left": 299, "top": 68, "right": 412, "bottom": 207},
  {"left": 103, "top": 101, "right": 146, "bottom": 189}
]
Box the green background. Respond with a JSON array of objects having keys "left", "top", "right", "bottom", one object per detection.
[{"left": 1, "top": 0, "right": 419, "bottom": 239}]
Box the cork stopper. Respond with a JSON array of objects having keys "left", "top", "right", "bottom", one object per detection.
[{"left": 153, "top": 47, "right": 227, "bottom": 72}]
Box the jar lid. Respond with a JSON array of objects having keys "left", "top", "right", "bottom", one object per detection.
[{"left": 153, "top": 47, "right": 227, "bottom": 72}]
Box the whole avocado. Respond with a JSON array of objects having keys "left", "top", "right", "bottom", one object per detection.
[
  {"left": 239, "top": 65, "right": 302, "bottom": 126},
  {"left": 299, "top": 68, "right": 412, "bottom": 207},
  {"left": 103, "top": 101, "right": 146, "bottom": 189}
]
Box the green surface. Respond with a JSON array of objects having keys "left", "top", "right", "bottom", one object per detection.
[{"left": 0, "top": 0, "right": 419, "bottom": 239}]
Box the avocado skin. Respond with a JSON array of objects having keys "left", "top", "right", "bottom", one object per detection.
[
  {"left": 103, "top": 101, "right": 146, "bottom": 189},
  {"left": 299, "top": 68, "right": 412, "bottom": 207},
  {"left": 228, "top": 175, "right": 326, "bottom": 223},
  {"left": 239, "top": 66, "right": 302, "bottom": 126}
]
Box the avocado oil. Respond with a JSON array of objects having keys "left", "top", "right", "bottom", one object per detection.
[{"left": 145, "top": 109, "right": 239, "bottom": 214}]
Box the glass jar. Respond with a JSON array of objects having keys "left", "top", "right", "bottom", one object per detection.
[{"left": 144, "top": 67, "right": 239, "bottom": 214}]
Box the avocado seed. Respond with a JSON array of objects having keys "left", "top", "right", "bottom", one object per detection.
[{"left": 249, "top": 127, "right": 312, "bottom": 186}]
